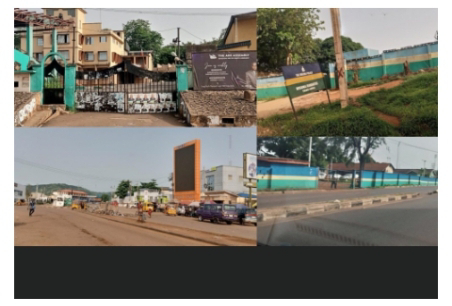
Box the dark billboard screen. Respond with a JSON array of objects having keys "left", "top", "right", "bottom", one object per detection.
[
  {"left": 175, "top": 144, "right": 195, "bottom": 192},
  {"left": 192, "top": 51, "right": 257, "bottom": 91}
]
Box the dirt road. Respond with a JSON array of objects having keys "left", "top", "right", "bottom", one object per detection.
[
  {"left": 41, "top": 112, "right": 187, "bottom": 127},
  {"left": 14, "top": 206, "right": 210, "bottom": 246},
  {"left": 257, "top": 80, "right": 404, "bottom": 119},
  {"left": 110, "top": 206, "right": 256, "bottom": 240}
]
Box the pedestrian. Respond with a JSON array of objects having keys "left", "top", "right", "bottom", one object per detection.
[
  {"left": 137, "top": 201, "right": 144, "bottom": 222},
  {"left": 28, "top": 198, "right": 36, "bottom": 216},
  {"left": 331, "top": 176, "right": 337, "bottom": 189}
]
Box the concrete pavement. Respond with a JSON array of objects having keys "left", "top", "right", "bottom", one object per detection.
[
  {"left": 258, "top": 186, "right": 438, "bottom": 208},
  {"left": 258, "top": 194, "right": 438, "bottom": 246},
  {"left": 14, "top": 206, "right": 210, "bottom": 246}
]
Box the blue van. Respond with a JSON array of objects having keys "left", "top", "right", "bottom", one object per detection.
[{"left": 197, "top": 204, "right": 238, "bottom": 224}]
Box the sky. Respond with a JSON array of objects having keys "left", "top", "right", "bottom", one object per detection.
[
  {"left": 14, "top": 128, "right": 256, "bottom": 192},
  {"left": 371, "top": 137, "right": 438, "bottom": 170},
  {"left": 25, "top": 8, "right": 255, "bottom": 45},
  {"left": 315, "top": 8, "right": 438, "bottom": 51}
]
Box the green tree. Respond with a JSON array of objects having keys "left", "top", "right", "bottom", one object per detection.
[
  {"left": 257, "top": 8, "right": 324, "bottom": 72},
  {"left": 101, "top": 194, "right": 111, "bottom": 202},
  {"left": 343, "top": 137, "right": 386, "bottom": 175},
  {"left": 123, "top": 19, "right": 164, "bottom": 65},
  {"left": 115, "top": 180, "right": 131, "bottom": 199},
  {"left": 140, "top": 179, "right": 160, "bottom": 191},
  {"left": 257, "top": 137, "right": 350, "bottom": 169},
  {"left": 316, "top": 36, "right": 364, "bottom": 64}
]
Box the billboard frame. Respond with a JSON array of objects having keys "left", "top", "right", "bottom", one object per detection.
[
  {"left": 243, "top": 153, "right": 258, "bottom": 180},
  {"left": 173, "top": 139, "right": 201, "bottom": 202}
]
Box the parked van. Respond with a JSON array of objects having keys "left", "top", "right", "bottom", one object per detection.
[{"left": 197, "top": 204, "right": 238, "bottom": 225}]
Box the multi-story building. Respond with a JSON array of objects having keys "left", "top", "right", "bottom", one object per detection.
[
  {"left": 201, "top": 165, "right": 248, "bottom": 195},
  {"left": 19, "top": 8, "right": 128, "bottom": 71}
]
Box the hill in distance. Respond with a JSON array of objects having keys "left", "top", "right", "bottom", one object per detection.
[{"left": 26, "top": 183, "right": 107, "bottom": 197}]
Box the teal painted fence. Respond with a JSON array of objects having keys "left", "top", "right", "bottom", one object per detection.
[
  {"left": 360, "top": 171, "right": 437, "bottom": 188},
  {"left": 258, "top": 161, "right": 318, "bottom": 190}
]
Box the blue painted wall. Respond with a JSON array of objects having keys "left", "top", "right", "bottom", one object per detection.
[{"left": 258, "top": 160, "right": 318, "bottom": 190}]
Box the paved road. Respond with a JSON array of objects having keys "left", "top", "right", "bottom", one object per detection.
[
  {"left": 258, "top": 186, "right": 438, "bottom": 208},
  {"left": 258, "top": 194, "right": 438, "bottom": 246},
  {"left": 42, "top": 112, "right": 187, "bottom": 127},
  {"left": 110, "top": 206, "right": 256, "bottom": 240},
  {"left": 14, "top": 206, "right": 210, "bottom": 246}
]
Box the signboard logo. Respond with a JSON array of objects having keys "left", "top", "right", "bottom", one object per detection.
[
  {"left": 209, "top": 54, "right": 217, "bottom": 59},
  {"left": 301, "top": 66, "right": 306, "bottom": 73}
]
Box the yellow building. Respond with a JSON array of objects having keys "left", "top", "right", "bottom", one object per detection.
[
  {"left": 218, "top": 11, "right": 257, "bottom": 51},
  {"left": 20, "top": 8, "right": 129, "bottom": 71}
]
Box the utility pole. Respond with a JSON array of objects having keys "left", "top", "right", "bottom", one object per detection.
[
  {"left": 177, "top": 27, "right": 180, "bottom": 58},
  {"left": 308, "top": 137, "right": 312, "bottom": 167},
  {"left": 330, "top": 8, "right": 349, "bottom": 108},
  {"left": 422, "top": 160, "right": 427, "bottom": 176},
  {"left": 396, "top": 141, "right": 401, "bottom": 168}
]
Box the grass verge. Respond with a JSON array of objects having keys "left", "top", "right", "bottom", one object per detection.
[
  {"left": 258, "top": 101, "right": 399, "bottom": 136},
  {"left": 357, "top": 70, "right": 438, "bottom": 136}
]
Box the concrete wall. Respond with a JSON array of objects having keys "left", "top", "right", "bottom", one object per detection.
[
  {"left": 258, "top": 161, "right": 319, "bottom": 190},
  {"left": 360, "top": 170, "right": 438, "bottom": 188},
  {"left": 14, "top": 73, "right": 31, "bottom": 92},
  {"left": 334, "top": 42, "right": 438, "bottom": 85},
  {"left": 257, "top": 75, "right": 288, "bottom": 100}
]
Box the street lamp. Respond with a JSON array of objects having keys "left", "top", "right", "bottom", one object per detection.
[{"left": 171, "top": 52, "right": 185, "bottom": 65}]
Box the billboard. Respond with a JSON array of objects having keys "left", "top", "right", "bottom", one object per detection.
[
  {"left": 243, "top": 153, "right": 257, "bottom": 180},
  {"left": 192, "top": 51, "right": 257, "bottom": 91},
  {"left": 281, "top": 63, "right": 326, "bottom": 99},
  {"left": 173, "top": 139, "right": 201, "bottom": 202}
]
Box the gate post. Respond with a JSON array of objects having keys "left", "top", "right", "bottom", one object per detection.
[
  {"left": 176, "top": 64, "right": 189, "bottom": 111},
  {"left": 65, "top": 64, "right": 76, "bottom": 111},
  {"left": 30, "top": 64, "right": 44, "bottom": 105}
]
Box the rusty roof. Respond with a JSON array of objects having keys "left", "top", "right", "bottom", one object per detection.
[
  {"left": 331, "top": 162, "right": 394, "bottom": 172},
  {"left": 258, "top": 156, "right": 309, "bottom": 166},
  {"left": 14, "top": 8, "right": 74, "bottom": 29},
  {"left": 180, "top": 91, "right": 256, "bottom": 117}
]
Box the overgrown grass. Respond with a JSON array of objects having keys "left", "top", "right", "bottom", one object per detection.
[
  {"left": 357, "top": 70, "right": 438, "bottom": 136},
  {"left": 259, "top": 101, "right": 399, "bottom": 136},
  {"left": 347, "top": 75, "right": 403, "bottom": 89}
]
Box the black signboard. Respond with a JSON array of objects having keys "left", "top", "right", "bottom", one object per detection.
[
  {"left": 175, "top": 144, "right": 195, "bottom": 192},
  {"left": 192, "top": 51, "right": 257, "bottom": 91}
]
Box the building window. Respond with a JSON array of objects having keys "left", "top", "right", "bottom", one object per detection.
[
  {"left": 58, "top": 13, "right": 63, "bottom": 19},
  {"left": 59, "top": 51, "right": 70, "bottom": 60},
  {"left": 57, "top": 34, "right": 69, "bottom": 44},
  {"left": 85, "top": 37, "right": 94, "bottom": 45},
  {"left": 99, "top": 36, "right": 107, "bottom": 43},
  {"left": 34, "top": 53, "right": 43, "bottom": 62},
  {"left": 98, "top": 51, "right": 107, "bottom": 61},
  {"left": 85, "top": 52, "right": 94, "bottom": 61},
  {"left": 228, "top": 175, "right": 233, "bottom": 180},
  {"left": 14, "top": 81, "right": 19, "bottom": 88},
  {"left": 47, "top": 9, "right": 54, "bottom": 15},
  {"left": 37, "top": 37, "right": 43, "bottom": 46}
]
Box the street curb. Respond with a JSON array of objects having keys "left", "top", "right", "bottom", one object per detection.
[
  {"left": 82, "top": 211, "right": 255, "bottom": 246},
  {"left": 258, "top": 185, "right": 437, "bottom": 196},
  {"left": 258, "top": 192, "right": 421, "bottom": 222}
]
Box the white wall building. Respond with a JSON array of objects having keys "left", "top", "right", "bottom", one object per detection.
[
  {"left": 14, "top": 183, "right": 26, "bottom": 202},
  {"left": 201, "top": 165, "right": 248, "bottom": 194}
]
